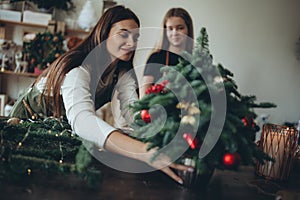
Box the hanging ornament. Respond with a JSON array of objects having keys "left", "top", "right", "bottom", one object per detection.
[
  {"left": 181, "top": 115, "right": 196, "bottom": 126},
  {"left": 176, "top": 102, "right": 189, "bottom": 110},
  {"left": 141, "top": 109, "right": 151, "bottom": 123},
  {"left": 176, "top": 102, "right": 200, "bottom": 115},
  {"left": 188, "top": 103, "right": 200, "bottom": 115},
  {"left": 242, "top": 117, "right": 249, "bottom": 126},
  {"left": 242, "top": 116, "right": 256, "bottom": 128},
  {"left": 183, "top": 133, "right": 197, "bottom": 149},
  {"left": 222, "top": 152, "right": 241, "bottom": 169}
]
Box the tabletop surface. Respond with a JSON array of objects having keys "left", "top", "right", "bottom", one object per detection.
[{"left": 1, "top": 152, "right": 300, "bottom": 200}]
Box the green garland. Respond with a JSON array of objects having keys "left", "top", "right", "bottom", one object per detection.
[{"left": 0, "top": 117, "right": 101, "bottom": 188}]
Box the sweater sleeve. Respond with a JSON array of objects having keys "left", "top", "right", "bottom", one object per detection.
[
  {"left": 114, "top": 69, "right": 138, "bottom": 128},
  {"left": 61, "top": 66, "right": 117, "bottom": 148}
]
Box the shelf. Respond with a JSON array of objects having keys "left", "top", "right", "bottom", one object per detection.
[
  {"left": 65, "top": 28, "right": 90, "bottom": 35},
  {"left": 0, "top": 19, "right": 90, "bottom": 35},
  {"left": 0, "top": 19, "right": 47, "bottom": 28},
  {"left": 0, "top": 70, "right": 38, "bottom": 78}
]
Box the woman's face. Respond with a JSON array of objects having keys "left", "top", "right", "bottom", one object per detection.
[
  {"left": 166, "top": 16, "right": 188, "bottom": 49},
  {"left": 106, "top": 19, "right": 140, "bottom": 62}
]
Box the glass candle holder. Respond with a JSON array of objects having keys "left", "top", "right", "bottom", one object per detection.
[{"left": 256, "top": 123, "right": 299, "bottom": 181}]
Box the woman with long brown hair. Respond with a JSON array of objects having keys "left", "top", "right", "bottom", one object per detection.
[
  {"left": 9, "top": 5, "right": 191, "bottom": 184},
  {"left": 140, "top": 7, "right": 194, "bottom": 97}
]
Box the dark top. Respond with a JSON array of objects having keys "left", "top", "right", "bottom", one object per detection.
[{"left": 143, "top": 50, "right": 183, "bottom": 83}]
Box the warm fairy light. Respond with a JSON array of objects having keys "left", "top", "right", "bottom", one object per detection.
[
  {"left": 18, "top": 142, "right": 22, "bottom": 146},
  {"left": 59, "top": 160, "right": 63, "bottom": 164},
  {"left": 31, "top": 115, "right": 36, "bottom": 120},
  {"left": 27, "top": 168, "right": 31, "bottom": 175},
  {"left": 223, "top": 153, "right": 235, "bottom": 166},
  {"left": 55, "top": 134, "right": 59, "bottom": 137},
  {"left": 183, "top": 133, "right": 196, "bottom": 149}
]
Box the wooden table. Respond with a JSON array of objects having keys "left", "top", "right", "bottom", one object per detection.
[{"left": 1, "top": 153, "right": 299, "bottom": 200}]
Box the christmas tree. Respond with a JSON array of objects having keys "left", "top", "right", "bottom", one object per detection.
[
  {"left": 130, "top": 28, "right": 276, "bottom": 175},
  {"left": 0, "top": 117, "right": 101, "bottom": 188}
]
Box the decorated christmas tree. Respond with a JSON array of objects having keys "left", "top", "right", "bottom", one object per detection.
[{"left": 130, "top": 28, "right": 276, "bottom": 178}]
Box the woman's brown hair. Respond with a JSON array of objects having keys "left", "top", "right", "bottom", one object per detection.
[{"left": 37, "top": 5, "right": 140, "bottom": 117}]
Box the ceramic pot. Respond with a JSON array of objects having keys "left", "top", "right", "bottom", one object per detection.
[{"left": 177, "top": 157, "right": 214, "bottom": 190}]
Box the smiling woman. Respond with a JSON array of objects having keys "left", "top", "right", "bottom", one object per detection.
[
  {"left": 140, "top": 7, "right": 194, "bottom": 98},
  {"left": 8, "top": 5, "right": 192, "bottom": 185},
  {"left": 106, "top": 19, "right": 140, "bottom": 61}
]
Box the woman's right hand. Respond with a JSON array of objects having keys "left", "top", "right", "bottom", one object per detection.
[
  {"left": 142, "top": 147, "right": 194, "bottom": 185},
  {"left": 105, "top": 130, "right": 194, "bottom": 184}
]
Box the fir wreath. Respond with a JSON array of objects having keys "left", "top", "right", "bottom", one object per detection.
[{"left": 23, "top": 31, "right": 65, "bottom": 70}]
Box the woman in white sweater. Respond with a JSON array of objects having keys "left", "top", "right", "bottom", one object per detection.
[{"left": 9, "top": 5, "right": 191, "bottom": 184}]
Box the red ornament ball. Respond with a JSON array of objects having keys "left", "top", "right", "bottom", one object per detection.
[
  {"left": 141, "top": 109, "right": 151, "bottom": 123},
  {"left": 223, "top": 152, "right": 241, "bottom": 168},
  {"left": 241, "top": 118, "right": 248, "bottom": 126}
]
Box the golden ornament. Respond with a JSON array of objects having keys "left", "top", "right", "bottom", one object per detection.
[{"left": 181, "top": 115, "right": 196, "bottom": 125}]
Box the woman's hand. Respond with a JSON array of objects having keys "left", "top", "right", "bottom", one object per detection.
[
  {"left": 105, "top": 130, "right": 193, "bottom": 185},
  {"left": 143, "top": 148, "right": 194, "bottom": 185}
]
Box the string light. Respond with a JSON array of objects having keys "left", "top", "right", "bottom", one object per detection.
[
  {"left": 1, "top": 116, "right": 101, "bottom": 186},
  {"left": 16, "top": 125, "right": 32, "bottom": 149},
  {"left": 59, "top": 142, "right": 64, "bottom": 164}
]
